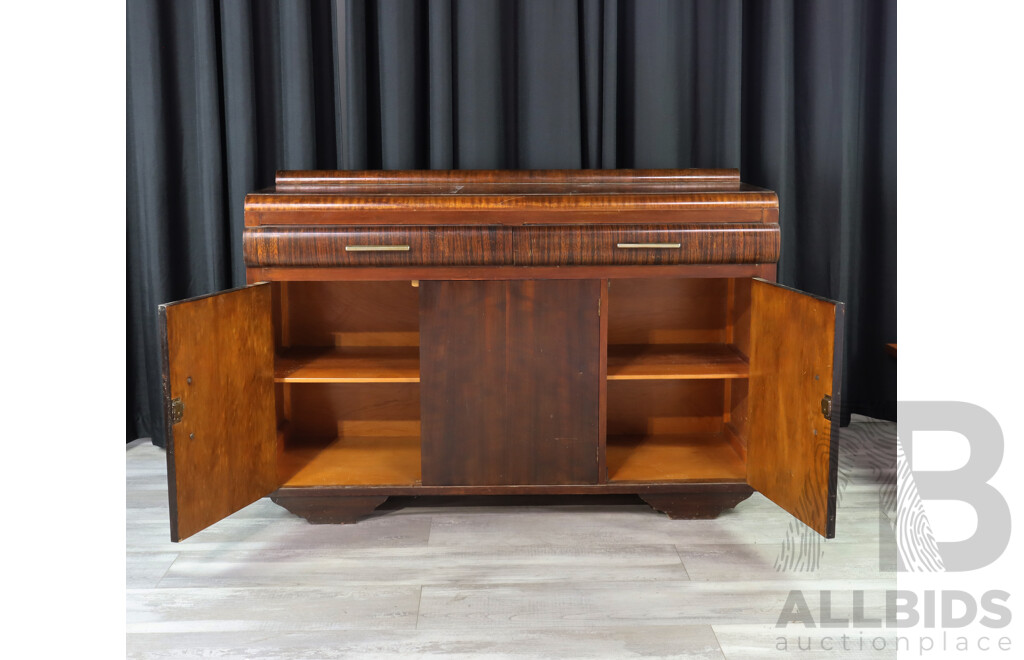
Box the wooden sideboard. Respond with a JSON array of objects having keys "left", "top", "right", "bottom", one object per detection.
[{"left": 159, "top": 169, "right": 843, "bottom": 542}]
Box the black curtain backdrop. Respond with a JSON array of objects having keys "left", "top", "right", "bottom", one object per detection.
[{"left": 128, "top": 0, "right": 896, "bottom": 446}]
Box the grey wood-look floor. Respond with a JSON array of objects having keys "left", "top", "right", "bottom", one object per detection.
[{"left": 127, "top": 418, "right": 896, "bottom": 659}]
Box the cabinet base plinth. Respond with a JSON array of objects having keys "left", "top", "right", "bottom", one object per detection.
[
  {"left": 640, "top": 489, "right": 753, "bottom": 519},
  {"left": 271, "top": 494, "right": 388, "bottom": 524}
]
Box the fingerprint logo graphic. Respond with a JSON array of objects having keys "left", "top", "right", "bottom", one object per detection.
[
  {"left": 895, "top": 433, "right": 945, "bottom": 572},
  {"left": 773, "top": 421, "right": 895, "bottom": 572}
]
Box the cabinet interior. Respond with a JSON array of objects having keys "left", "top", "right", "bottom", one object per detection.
[
  {"left": 271, "top": 278, "right": 752, "bottom": 487},
  {"left": 605, "top": 278, "right": 750, "bottom": 482},
  {"left": 273, "top": 281, "right": 423, "bottom": 487}
]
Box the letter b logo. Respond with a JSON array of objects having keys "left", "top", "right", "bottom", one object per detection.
[{"left": 898, "top": 402, "right": 1011, "bottom": 571}]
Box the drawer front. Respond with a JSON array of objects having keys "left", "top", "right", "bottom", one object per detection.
[
  {"left": 515, "top": 223, "right": 780, "bottom": 266},
  {"left": 244, "top": 226, "right": 513, "bottom": 267}
]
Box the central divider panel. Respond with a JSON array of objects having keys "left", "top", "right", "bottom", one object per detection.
[{"left": 419, "top": 279, "right": 603, "bottom": 486}]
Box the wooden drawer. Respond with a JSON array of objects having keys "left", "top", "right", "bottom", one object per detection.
[
  {"left": 243, "top": 226, "right": 513, "bottom": 267},
  {"left": 515, "top": 223, "right": 780, "bottom": 266}
]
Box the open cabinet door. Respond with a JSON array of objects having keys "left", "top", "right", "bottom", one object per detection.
[
  {"left": 159, "top": 283, "right": 278, "bottom": 541},
  {"left": 746, "top": 279, "right": 845, "bottom": 538}
]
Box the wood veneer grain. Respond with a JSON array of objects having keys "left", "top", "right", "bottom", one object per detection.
[
  {"left": 245, "top": 226, "right": 513, "bottom": 267},
  {"left": 160, "top": 284, "right": 277, "bottom": 542},
  {"left": 746, "top": 280, "right": 843, "bottom": 538},
  {"left": 516, "top": 224, "right": 779, "bottom": 266},
  {"left": 274, "top": 168, "right": 743, "bottom": 190},
  {"left": 419, "top": 280, "right": 601, "bottom": 486},
  {"left": 248, "top": 263, "right": 772, "bottom": 283}
]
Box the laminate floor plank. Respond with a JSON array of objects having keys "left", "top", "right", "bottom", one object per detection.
[
  {"left": 676, "top": 542, "right": 895, "bottom": 582},
  {"left": 415, "top": 579, "right": 893, "bottom": 629},
  {"left": 127, "top": 586, "right": 421, "bottom": 633},
  {"left": 127, "top": 515, "right": 434, "bottom": 553},
  {"left": 127, "top": 626, "right": 725, "bottom": 659},
  {"left": 712, "top": 625, "right": 897, "bottom": 659},
  {"left": 426, "top": 499, "right": 887, "bottom": 548},
  {"left": 158, "top": 544, "right": 688, "bottom": 587},
  {"left": 127, "top": 552, "right": 179, "bottom": 589}
]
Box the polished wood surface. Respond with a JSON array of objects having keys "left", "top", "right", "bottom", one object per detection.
[
  {"left": 246, "top": 224, "right": 777, "bottom": 268},
  {"left": 275, "top": 347, "right": 420, "bottom": 383},
  {"left": 245, "top": 204, "right": 772, "bottom": 226},
  {"left": 249, "top": 263, "right": 773, "bottom": 283},
  {"left": 246, "top": 170, "right": 778, "bottom": 227},
  {"left": 516, "top": 224, "right": 778, "bottom": 266},
  {"left": 274, "top": 167, "right": 744, "bottom": 190},
  {"left": 245, "top": 226, "right": 513, "bottom": 267},
  {"left": 745, "top": 279, "right": 843, "bottom": 538},
  {"left": 420, "top": 280, "right": 601, "bottom": 486},
  {"left": 607, "top": 344, "right": 748, "bottom": 380},
  {"left": 607, "top": 434, "right": 746, "bottom": 482},
  {"left": 160, "top": 284, "right": 278, "bottom": 541}
]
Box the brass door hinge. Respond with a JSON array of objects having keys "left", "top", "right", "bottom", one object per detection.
[
  {"left": 821, "top": 395, "right": 832, "bottom": 418},
  {"left": 170, "top": 398, "right": 184, "bottom": 425}
]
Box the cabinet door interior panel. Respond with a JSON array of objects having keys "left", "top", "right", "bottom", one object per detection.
[
  {"left": 159, "top": 283, "right": 278, "bottom": 542},
  {"left": 419, "top": 280, "right": 602, "bottom": 486},
  {"left": 745, "top": 279, "right": 844, "bottom": 538}
]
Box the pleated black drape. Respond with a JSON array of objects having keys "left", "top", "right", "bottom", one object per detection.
[{"left": 128, "top": 0, "right": 895, "bottom": 445}]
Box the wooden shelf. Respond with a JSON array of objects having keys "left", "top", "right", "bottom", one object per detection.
[
  {"left": 607, "top": 433, "right": 746, "bottom": 482},
  {"left": 280, "top": 436, "right": 422, "bottom": 486},
  {"left": 607, "top": 344, "right": 748, "bottom": 380},
  {"left": 275, "top": 347, "right": 420, "bottom": 383}
]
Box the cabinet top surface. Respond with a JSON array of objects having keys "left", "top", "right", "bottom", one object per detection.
[
  {"left": 247, "top": 168, "right": 770, "bottom": 209},
  {"left": 244, "top": 169, "right": 778, "bottom": 226}
]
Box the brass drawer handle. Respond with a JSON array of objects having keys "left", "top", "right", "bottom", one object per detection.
[
  {"left": 344, "top": 245, "right": 411, "bottom": 252},
  {"left": 615, "top": 242, "right": 681, "bottom": 249}
]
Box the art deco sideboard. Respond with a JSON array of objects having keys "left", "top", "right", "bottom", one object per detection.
[{"left": 159, "top": 169, "right": 843, "bottom": 542}]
